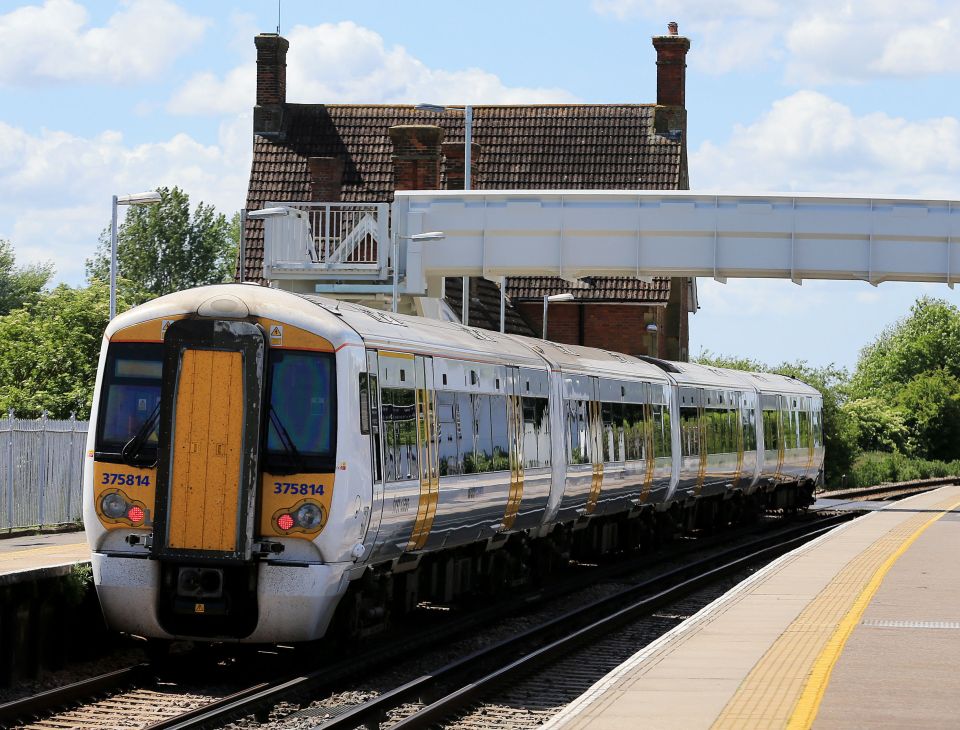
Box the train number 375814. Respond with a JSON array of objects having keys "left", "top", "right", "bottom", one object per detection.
[
  {"left": 101, "top": 473, "right": 151, "bottom": 486},
  {"left": 273, "top": 482, "right": 325, "bottom": 496}
]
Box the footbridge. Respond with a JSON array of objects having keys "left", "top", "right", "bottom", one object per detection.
[
  {"left": 253, "top": 191, "right": 960, "bottom": 303},
  {"left": 394, "top": 191, "right": 960, "bottom": 291}
]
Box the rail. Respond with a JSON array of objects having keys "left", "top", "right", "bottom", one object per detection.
[{"left": 262, "top": 201, "right": 390, "bottom": 280}]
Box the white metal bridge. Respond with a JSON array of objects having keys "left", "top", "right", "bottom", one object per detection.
[{"left": 254, "top": 190, "right": 960, "bottom": 302}]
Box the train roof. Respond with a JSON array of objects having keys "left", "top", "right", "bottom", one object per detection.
[
  {"left": 736, "top": 370, "right": 822, "bottom": 397},
  {"left": 300, "top": 295, "right": 548, "bottom": 369},
  {"left": 505, "top": 334, "right": 671, "bottom": 383}
]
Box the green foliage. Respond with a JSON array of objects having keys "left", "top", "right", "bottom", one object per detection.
[
  {"left": 850, "top": 297, "right": 960, "bottom": 399},
  {"left": 892, "top": 369, "right": 960, "bottom": 461},
  {"left": 849, "top": 451, "right": 960, "bottom": 488},
  {"left": 0, "top": 282, "right": 114, "bottom": 418},
  {"left": 0, "top": 239, "right": 54, "bottom": 315},
  {"left": 85, "top": 187, "right": 237, "bottom": 308},
  {"left": 695, "top": 351, "right": 857, "bottom": 485},
  {"left": 63, "top": 561, "right": 93, "bottom": 606},
  {"left": 842, "top": 397, "right": 910, "bottom": 453}
]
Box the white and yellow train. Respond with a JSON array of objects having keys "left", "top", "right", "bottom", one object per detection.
[{"left": 83, "top": 285, "right": 824, "bottom": 643}]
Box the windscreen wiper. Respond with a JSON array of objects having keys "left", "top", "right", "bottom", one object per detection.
[
  {"left": 121, "top": 402, "right": 161, "bottom": 467},
  {"left": 269, "top": 405, "right": 306, "bottom": 473}
]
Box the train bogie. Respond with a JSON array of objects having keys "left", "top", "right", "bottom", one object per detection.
[{"left": 84, "top": 285, "right": 824, "bottom": 645}]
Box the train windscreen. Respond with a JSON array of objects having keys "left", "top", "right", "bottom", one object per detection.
[
  {"left": 96, "top": 342, "right": 163, "bottom": 461},
  {"left": 265, "top": 350, "right": 336, "bottom": 473}
]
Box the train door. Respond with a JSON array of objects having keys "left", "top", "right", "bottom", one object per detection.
[
  {"left": 153, "top": 319, "right": 265, "bottom": 562},
  {"left": 358, "top": 350, "right": 385, "bottom": 561},
  {"left": 407, "top": 355, "right": 439, "bottom": 551}
]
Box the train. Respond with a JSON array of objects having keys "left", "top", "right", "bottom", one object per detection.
[{"left": 83, "top": 284, "right": 824, "bottom": 643}]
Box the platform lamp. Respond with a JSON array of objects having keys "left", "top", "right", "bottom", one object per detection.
[
  {"left": 416, "top": 103, "right": 474, "bottom": 326},
  {"left": 543, "top": 292, "right": 575, "bottom": 340},
  {"left": 110, "top": 191, "right": 162, "bottom": 320}
]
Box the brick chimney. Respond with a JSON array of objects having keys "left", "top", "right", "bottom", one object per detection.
[
  {"left": 308, "top": 157, "right": 344, "bottom": 201},
  {"left": 442, "top": 141, "right": 481, "bottom": 190},
  {"left": 652, "top": 22, "right": 690, "bottom": 108},
  {"left": 254, "top": 33, "right": 289, "bottom": 137},
  {"left": 389, "top": 125, "right": 444, "bottom": 191}
]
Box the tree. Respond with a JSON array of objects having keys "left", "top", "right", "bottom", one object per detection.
[
  {"left": 0, "top": 239, "right": 53, "bottom": 315},
  {"left": 0, "top": 282, "right": 115, "bottom": 418},
  {"left": 86, "top": 187, "right": 237, "bottom": 307},
  {"left": 842, "top": 397, "right": 910, "bottom": 454},
  {"left": 850, "top": 297, "right": 960, "bottom": 399},
  {"left": 892, "top": 369, "right": 960, "bottom": 461}
]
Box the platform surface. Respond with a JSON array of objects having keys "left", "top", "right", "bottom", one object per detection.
[
  {"left": 544, "top": 485, "right": 960, "bottom": 730},
  {"left": 0, "top": 530, "right": 89, "bottom": 585}
]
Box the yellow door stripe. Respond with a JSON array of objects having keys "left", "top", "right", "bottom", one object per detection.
[
  {"left": 641, "top": 404, "right": 655, "bottom": 502},
  {"left": 695, "top": 407, "right": 707, "bottom": 495},
  {"left": 786, "top": 497, "right": 960, "bottom": 730},
  {"left": 711, "top": 494, "right": 960, "bottom": 730},
  {"left": 585, "top": 401, "right": 603, "bottom": 514},
  {"left": 503, "top": 395, "right": 524, "bottom": 530},
  {"left": 407, "top": 386, "right": 439, "bottom": 551}
]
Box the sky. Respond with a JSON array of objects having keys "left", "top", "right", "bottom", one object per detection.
[{"left": 2, "top": 0, "right": 960, "bottom": 372}]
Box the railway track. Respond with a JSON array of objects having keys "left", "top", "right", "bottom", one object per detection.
[{"left": 0, "top": 511, "right": 854, "bottom": 730}]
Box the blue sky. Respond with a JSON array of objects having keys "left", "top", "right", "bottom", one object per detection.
[{"left": 2, "top": 0, "right": 960, "bottom": 372}]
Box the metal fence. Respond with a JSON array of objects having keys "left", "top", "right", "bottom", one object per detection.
[{"left": 0, "top": 413, "right": 88, "bottom": 529}]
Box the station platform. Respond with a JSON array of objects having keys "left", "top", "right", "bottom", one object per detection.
[
  {"left": 0, "top": 530, "right": 89, "bottom": 586},
  {"left": 545, "top": 484, "right": 960, "bottom": 729}
]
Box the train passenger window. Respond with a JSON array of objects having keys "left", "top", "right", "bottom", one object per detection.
[
  {"left": 521, "top": 397, "right": 550, "bottom": 468},
  {"left": 267, "top": 351, "right": 337, "bottom": 473},
  {"left": 742, "top": 408, "right": 758, "bottom": 452},
  {"left": 96, "top": 342, "right": 163, "bottom": 461},
  {"left": 813, "top": 407, "right": 823, "bottom": 448},
  {"left": 458, "top": 393, "right": 477, "bottom": 473},
  {"left": 652, "top": 404, "right": 672, "bottom": 459},
  {"left": 622, "top": 404, "right": 645, "bottom": 461},
  {"left": 799, "top": 409, "right": 811, "bottom": 448},
  {"left": 436, "top": 391, "right": 461, "bottom": 476},
  {"left": 566, "top": 400, "right": 592, "bottom": 465},
  {"left": 490, "top": 395, "right": 510, "bottom": 471},
  {"left": 762, "top": 409, "right": 780, "bottom": 451},
  {"left": 473, "top": 394, "right": 495, "bottom": 472},
  {"left": 680, "top": 406, "right": 700, "bottom": 457},
  {"left": 601, "top": 403, "right": 623, "bottom": 462},
  {"left": 381, "top": 387, "right": 418, "bottom": 481}
]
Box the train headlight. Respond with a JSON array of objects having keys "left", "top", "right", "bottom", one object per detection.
[
  {"left": 296, "top": 503, "right": 322, "bottom": 529},
  {"left": 101, "top": 492, "right": 127, "bottom": 518}
]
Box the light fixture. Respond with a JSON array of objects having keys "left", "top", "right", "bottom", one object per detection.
[
  {"left": 392, "top": 232, "right": 447, "bottom": 312},
  {"left": 247, "top": 206, "right": 296, "bottom": 219},
  {"left": 110, "top": 190, "right": 162, "bottom": 320},
  {"left": 646, "top": 323, "right": 658, "bottom": 333},
  {"left": 543, "top": 292, "right": 575, "bottom": 339}
]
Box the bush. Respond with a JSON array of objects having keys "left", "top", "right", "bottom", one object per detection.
[{"left": 849, "top": 451, "right": 960, "bottom": 488}]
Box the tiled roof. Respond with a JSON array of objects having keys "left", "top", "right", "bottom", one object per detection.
[
  {"left": 506, "top": 276, "right": 672, "bottom": 304},
  {"left": 243, "top": 103, "right": 686, "bottom": 309}
]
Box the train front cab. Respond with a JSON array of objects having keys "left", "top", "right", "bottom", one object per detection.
[{"left": 88, "top": 311, "right": 344, "bottom": 642}]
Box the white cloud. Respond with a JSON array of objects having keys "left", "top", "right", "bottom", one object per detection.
[
  {"left": 0, "top": 115, "right": 250, "bottom": 284},
  {"left": 169, "top": 20, "right": 578, "bottom": 115},
  {"left": 0, "top": 0, "right": 208, "bottom": 86},
  {"left": 690, "top": 90, "right": 960, "bottom": 196},
  {"left": 592, "top": 0, "right": 960, "bottom": 82}
]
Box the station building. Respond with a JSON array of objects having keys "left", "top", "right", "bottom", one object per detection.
[{"left": 242, "top": 24, "right": 697, "bottom": 360}]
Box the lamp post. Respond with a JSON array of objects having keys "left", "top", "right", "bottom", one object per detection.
[
  {"left": 416, "top": 103, "right": 474, "bottom": 325},
  {"left": 110, "top": 191, "right": 162, "bottom": 320},
  {"left": 394, "top": 231, "right": 446, "bottom": 313},
  {"left": 543, "top": 292, "right": 575, "bottom": 340}
]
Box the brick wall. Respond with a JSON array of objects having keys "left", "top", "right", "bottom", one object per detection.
[
  {"left": 516, "top": 301, "right": 665, "bottom": 357},
  {"left": 389, "top": 126, "right": 444, "bottom": 191}
]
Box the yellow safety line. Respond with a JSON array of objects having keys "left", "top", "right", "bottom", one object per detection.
[
  {"left": 786, "top": 496, "right": 960, "bottom": 730},
  {"left": 0, "top": 542, "right": 88, "bottom": 560}
]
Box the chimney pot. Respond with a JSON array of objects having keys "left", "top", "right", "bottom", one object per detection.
[{"left": 668, "top": 21, "right": 678, "bottom": 36}]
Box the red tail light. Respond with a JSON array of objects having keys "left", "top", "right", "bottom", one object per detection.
[
  {"left": 127, "top": 505, "right": 145, "bottom": 523},
  {"left": 277, "top": 513, "right": 294, "bottom": 531}
]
